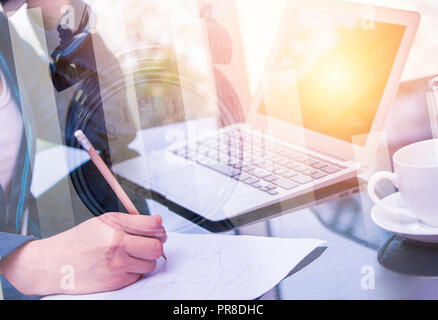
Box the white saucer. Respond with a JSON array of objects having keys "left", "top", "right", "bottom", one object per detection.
[{"left": 371, "top": 192, "right": 438, "bottom": 243}]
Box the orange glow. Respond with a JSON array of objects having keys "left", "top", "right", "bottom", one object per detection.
[
  {"left": 318, "top": 59, "right": 352, "bottom": 97},
  {"left": 258, "top": 9, "right": 406, "bottom": 145}
]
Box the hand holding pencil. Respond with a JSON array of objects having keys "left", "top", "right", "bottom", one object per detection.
[{"left": 74, "top": 130, "right": 167, "bottom": 260}]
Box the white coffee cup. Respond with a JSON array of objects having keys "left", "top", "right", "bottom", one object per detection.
[{"left": 368, "top": 139, "right": 438, "bottom": 227}]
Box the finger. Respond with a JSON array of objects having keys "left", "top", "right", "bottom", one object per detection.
[
  {"left": 123, "top": 234, "right": 164, "bottom": 260},
  {"left": 151, "top": 215, "right": 167, "bottom": 242},
  {"left": 125, "top": 256, "right": 157, "bottom": 274},
  {"left": 104, "top": 213, "right": 167, "bottom": 243},
  {"left": 122, "top": 214, "right": 167, "bottom": 243}
]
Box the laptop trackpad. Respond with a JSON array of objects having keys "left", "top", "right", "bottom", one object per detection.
[{"left": 150, "top": 163, "right": 268, "bottom": 221}]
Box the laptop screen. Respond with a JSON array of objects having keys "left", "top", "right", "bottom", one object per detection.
[{"left": 257, "top": 8, "right": 406, "bottom": 146}]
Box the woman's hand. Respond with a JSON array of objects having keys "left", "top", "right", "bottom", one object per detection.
[{"left": 0, "top": 212, "right": 167, "bottom": 296}]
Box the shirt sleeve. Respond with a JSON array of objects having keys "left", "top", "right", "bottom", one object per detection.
[
  {"left": 0, "top": 232, "right": 40, "bottom": 300},
  {"left": 0, "top": 232, "right": 35, "bottom": 260}
]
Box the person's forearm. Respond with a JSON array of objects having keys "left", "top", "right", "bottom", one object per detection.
[
  {"left": 1, "top": 213, "right": 166, "bottom": 297},
  {"left": 0, "top": 239, "right": 59, "bottom": 296}
]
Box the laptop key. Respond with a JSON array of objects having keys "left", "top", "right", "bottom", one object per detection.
[
  {"left": 252, "top": 160, "right": 266, "bottom": 168},
  {"left": 320, "top": 166, "right": 341, "bottom": 174},
  {"left": 294, "top": 166, "right": 310, "bottom": 173},
  {"left": 272, "top": 178, "right": 299, "bottom": 190},
  {"left": 290, "top": 174, "right": 313, "bottom": 185},
  {"left": 241, "top": 165, "right": 255, "bottom": 172},
  {"left": 282, "top": 171, "right": 298, "bottom": 179},
  {"left": 301, "top": 159, "right": 319, "bottom": 166},
  {"left": 336, "top": 163, "right": 348, "bottom": 169},
  {"left": 198, "top": 161, "right": 240, "bottom": 177},
  {"left": 301, "top": 169, "right": 319, "bottom": 176},
  {"left": 253, "top": 169, "right": 271, "bottom": 179},
  {"left": 234, "top": 173, "right": 251, "bottom": 181},
  {"left": 244, "top": 177, "right": 260, "bottom": 185},
  {"left": 285, "top": 153, "right": 300, "bottom": 160},
  {"left": 277, "top": 158, "right": 290, "bottom": 166},
  {"left": 295, "top": 155, "right": 309, "bottom": 163},
  {"left": 273, "top": 168, "right": 288, "bottom": 176},
  {"left": 286, "top": 162, "right": 301, "bottom": 169},
  {"left": 268, "top": 190, "right": 279, "bottom": 196},
  {"left": 311, "top": 162, "right": 328, "bottom": 169},
  {"left": 264, "top": 175, "right": 279, "bottom": 183},
  {"left": 312, "top": 172, "right": 328, "bottom": 179}
]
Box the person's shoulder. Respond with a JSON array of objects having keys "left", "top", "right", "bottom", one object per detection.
[{"left": 0, "top": 232, "right": 36, "bottom": 259}]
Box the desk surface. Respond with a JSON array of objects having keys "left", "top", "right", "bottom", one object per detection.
[
  {"left": 146, "top": 187, "right": 438, "bottom": 300},
  {"left": 262, "top": 193, "right": 438, "bottom": 300}
]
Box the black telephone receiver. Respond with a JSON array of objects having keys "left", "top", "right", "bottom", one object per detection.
[{"left": 50, "top": 5, "right": 97, "bottom": 92}]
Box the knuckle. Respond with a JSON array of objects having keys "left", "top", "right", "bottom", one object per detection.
[
  {"left": 105, "top": 232, "right": 125, "bottom": 258},
  {"left": 102, "top": 212, "right": 121, "bottom": 221},
  {"left": 114, "top": 232, "right": 126, "bottom": 249}
]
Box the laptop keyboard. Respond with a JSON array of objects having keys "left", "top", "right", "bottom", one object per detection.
[{"left": 171, "top": 128, "right": 348, "bottom": 196}]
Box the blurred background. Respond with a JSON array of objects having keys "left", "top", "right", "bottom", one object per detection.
[
  {"left": 11, "top": 0, "right": 438, "bottom": 91},
  {"left": 9, "top": 0, "right": 438, "bottom": 160}
]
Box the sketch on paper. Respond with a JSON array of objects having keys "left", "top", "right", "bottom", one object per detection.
[
  {"left": 134, "top": 240, "right": 263, "bottom": 299},
  {"left": 44, "top": 233, "right": 325, "bottom": 300}
]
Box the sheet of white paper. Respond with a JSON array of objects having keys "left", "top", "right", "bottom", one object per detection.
[
  {"left": 44, "top": 233, "right": 325, "bottom": 300},
  {"left": 31, "top": 145, "right": 90, "bottom": 198}
]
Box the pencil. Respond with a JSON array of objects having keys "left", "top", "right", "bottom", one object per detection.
[{"left": 74, "top": 130, "right": 167, "bottom": 260}]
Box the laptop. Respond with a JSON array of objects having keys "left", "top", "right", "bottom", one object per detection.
[{"left": 114, "top": 0, "right": 419, "bottom": 226}]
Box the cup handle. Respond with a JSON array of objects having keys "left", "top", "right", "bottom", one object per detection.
[{"left": 367, "top": 171, "right": 412, "bottom": 218}]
